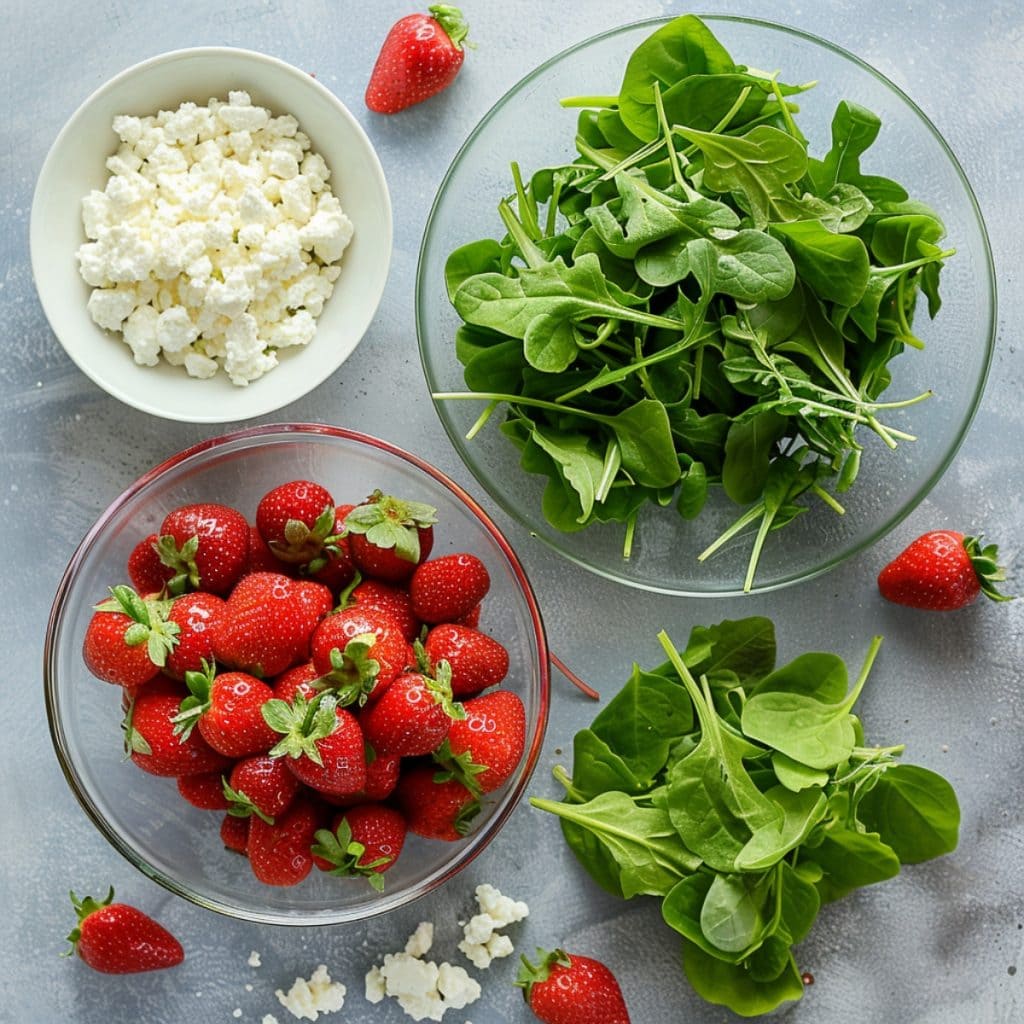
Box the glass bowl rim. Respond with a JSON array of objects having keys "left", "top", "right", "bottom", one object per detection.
[
  {"left": 415, "top": 12, "right": 997, "bottom": 598},
  {"left": 44, "top": 422, "right": 551, "bottom": 925}
]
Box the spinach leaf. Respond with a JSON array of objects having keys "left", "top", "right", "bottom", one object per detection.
[
  {"left": 735, "top": 786, "right": 828, "bottom": 871},
  {"left": 856, "top": 764, "right": 961, "bottom": 863},
  {"left": 806, "top": 827, "right": 901, "bottom": 902},
  {"left": 659, "top": 632, "right": 781, "bottom": 871},
  {"left": 771, "top": 219, "right": 871, "bottom": 306},
  {"left": 741, "top": 639, "right": 882, "bottom": 770},
  {"left": 700, "top": 870, "right": 775, "bottom": 954},
  {"left": 617, "top": 14, "right": 737, "bottom": 141},
  {"left": 721, "top": 409, "right": 787, "bottom": 505},
  {"left": 530, "top": 790, "right": 700, "bottom": 898},
  {"left": 681, "top": 939, "right": 804, "bottom": 1017}
]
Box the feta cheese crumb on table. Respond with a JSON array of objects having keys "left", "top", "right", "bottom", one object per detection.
[
  {"left": 457, "top": 883, "right": 530, "bottom": 969},
  {"left": 76, "top": 90, "right": 354, "bottom": 386},
  {"left": 275, "top": 964, "right": 346, "bottom": 1022},
  {"left": 365, "top": 922, "right": 482, "bottom": 1022},
  {"left": 248, "top": 951, "right": 263, "bottom": 968}
]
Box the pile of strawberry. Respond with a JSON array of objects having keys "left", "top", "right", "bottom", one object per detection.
[{"left": 82, "top": 481, "right": 526, "bottom": 890}]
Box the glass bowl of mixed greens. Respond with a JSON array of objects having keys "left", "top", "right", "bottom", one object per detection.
[{"left": 416, "top": 14, "right": 995, "bottom": 596}]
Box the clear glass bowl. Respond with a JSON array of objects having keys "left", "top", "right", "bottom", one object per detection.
[
  {"left": 44, "top": 424, "right": 550, "bottom": 925},
  {"left": 416, "top": 15, "right": 996, "bottom": 596}
]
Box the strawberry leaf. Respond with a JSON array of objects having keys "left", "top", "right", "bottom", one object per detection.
[
  {"left": 325, "top": 635, "right": 381, "bottom": 706},
  {"left": 264, "top": 692, "right": 339, "bottom": 767},
  {"left": 222, "top": 778, "right": 275, "bottom": 825},
  {"left": 964, "top": 535, "right": 1014, "bottom": 603},
  {"left": 120, "top": 698, "right": 152, "bottom": 758},
  {"left": 343, "top": 492, "right": 438, "bottom": 563}
]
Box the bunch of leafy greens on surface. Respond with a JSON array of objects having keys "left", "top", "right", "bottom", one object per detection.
[
  {"left": 530, "top": 616, "right": 960, "bottom": 1017},
  {"left": 435, "top": 14, "right": 953, "bottom": 589}
]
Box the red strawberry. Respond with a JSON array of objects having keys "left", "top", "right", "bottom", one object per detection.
[
  {"left": 273, "top": 660, "right": 324, "bottom": 704},
  {"left": 365, "top": 5, "right": 471, "bottom": 115},
  {"left": 213, "top": 572, "right": 333, "bottom": 677},
  {"left": 516, "top": 948, "right": 631, "bottom": 1024},
  {"left": 347, "top": 577, "right": 421, "bottom": 641},
  {"left": 359, "top": 668, "right": 463, "bottom": 758},
  {"left": 163, "top": 591, "right": 225, "bottom": 680},
  {"left": 176, "top": 771, "right": 231, "bottom": 811},
  {"left": 322, "top": 747, "right": 401, "bottom": 807},
  {"left": 172, "top": 663, "right": 278, "bottom": 759},
  {"left": 343, "top": 491, "right": 437, "bottom": 582},
  {"left": 264, "top": 692, "right": 368, "bottom": 797},
  {"left": 65, "top": 888, "right": 184, "bottom": 974},
  {"left": 246, "top": 524, "right": 288, "bottom": 575},
  {"left": 127, "top": 534, "right": 174, "bottom": 595},
  {"left": 247, "top": 795, "right": 323, "bottom": 886},
  {"left": 256, "top": 480, "right": 336, "bottom": 565},
  {"left": 310, "top": 606, "right": 412, "bottom": 706},
  {"left": 878, "top": 530, "right": 1012, "bottom": 610},
  {"left": 82, "top": 586, "right": 179, "bottom": 689},
  {"left": 123, "top": 681, "right": 231, "bottom": 778},
  {"left": 312, "top": 804, "right": 407, "bottom": 889},
  {"left": 220, "top": 812, "right": 250, "bottom": 854},
  {"left": 410, "top": 553, "right": 490, "bottom": 624},
  {"left": 423, "top": 623, "right": 509, "bottom": 696},
  {"left": 394, "top": 764, "right": 479, "bottom": 841},
  {"left": 438, "top": 689, "right": 525, "bottom": 794},
  {"left": 224, "top": 753, "right": 301, "bottom": 823},
  {"left": 156, "top": 502, "right": 250, "bottom": 595}
]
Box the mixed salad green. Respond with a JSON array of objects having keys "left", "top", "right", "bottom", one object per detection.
[
  {"left": 437, "top": 14, "right": 952, "bottom": 588},
  {"left": 531, "top": 616, "right": 960, "bottom": 1016}
]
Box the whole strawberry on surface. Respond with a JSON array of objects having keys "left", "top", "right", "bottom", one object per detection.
[
  {"left": 65, "top": 888, "right": 183, "bottom": 974},
  {"left": 365, "top": 4, "right": 471, "bottom": 114},
  {"left": 517, "top": 948, "right": 631, "bottom": 1024},
  {"left": 878, "top": 530, "right": 1013, "bottom": 611}
]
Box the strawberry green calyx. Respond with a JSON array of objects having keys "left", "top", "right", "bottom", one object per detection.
[
  {"left": 152, "top": 533, "right": 201, "bottom": 595},
  {"left": 94, "top": 585, "right": 180, "bottom": 666},
  {"left": 274, "top": 504, "right": 339, "bottom": 566},
  {"left": 171, "top": 659, "right": 217, "bottom": 740},
  {"left": 312, "top": 820, "right": 389, "bottom": 891},
  {"left": 120, "top": 697, "right": 151, "bottom": 758},
  {"left": 343, "top": 491, "right": 438, "bottom": 563},
  {"left": 515, "top": 947, "right": 573, "bottom": 999},
  {"left": 263, "top": 692, "right": 339, "bottom": 767},
  {"left": 964, "top": 535, "right": 1014, "bottom": 602},
  {"left": 65, "top": 888, "right": 116, "bottom": 955},
  {"left": 323, "top": 634, "right": 380, "bottom": 706},
  {"left": 432, "top": 737, "right": 487, "bottom": 797},
  {"left": 429, "top": 4, "right": 470, "bottom": 50},
  {"left": 222, "top": 778, "right": 274, "bottom": 825},
  {"left": 426, "top": 660, "right": 466, "bottom": 721}
]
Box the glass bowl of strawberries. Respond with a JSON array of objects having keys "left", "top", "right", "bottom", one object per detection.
[{"left": 44, "top": 423, "right": 550, "bottom": 924}]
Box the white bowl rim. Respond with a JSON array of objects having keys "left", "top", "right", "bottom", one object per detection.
[{"left": 30, "top": 46, "right": 393, "bottom": 423}]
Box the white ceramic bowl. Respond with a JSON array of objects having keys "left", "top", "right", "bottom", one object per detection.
[{"left": 30, "top": 47, "right": 392, "bottom": 423}]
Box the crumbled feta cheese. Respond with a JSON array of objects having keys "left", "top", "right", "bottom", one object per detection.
[
  {"left": 457, "top": 884, "right": 529, "bottom": 970},
  {"left": 76, "top": 93, "right": 351, "bottom": 385},
  {"left": 275, "top": 964, "right": 346, "bottom": 1022},
  {"left": 365, "top": 923, "right": 481, "bottom": 1022},
  {"left": 248, "top": 950, "right": 263, "bottom": 968}
]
